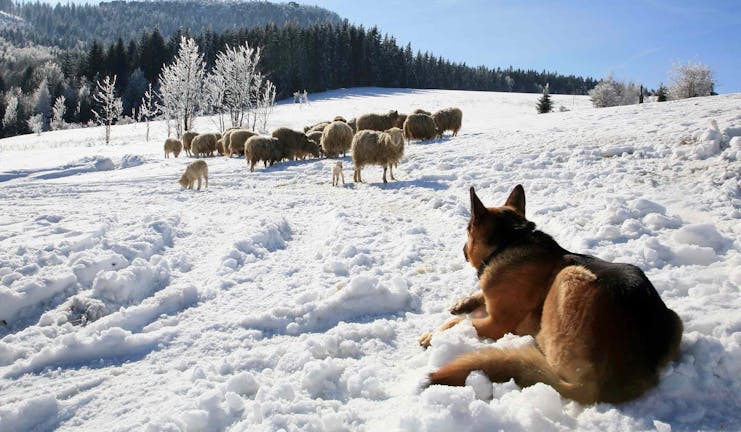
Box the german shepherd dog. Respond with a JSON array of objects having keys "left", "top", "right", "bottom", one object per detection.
[{"left": 420, "top": 185, "right": 683, "bottom": 404}]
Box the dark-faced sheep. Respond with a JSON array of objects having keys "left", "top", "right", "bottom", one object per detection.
[
  {"left": 164, "top": 138, "right": 182, "bottom": 158},
  {"left": 306, "top": 130, "right": 323, "bottom": 146},
  {"left": 403, "top": 114, "right": 437, "bottom": 142},
  {"left": 191, "top": 133, "right": 218, "bottom": 158},
  {"left": 432, "top": 107, "right": 463, "bottom": 137},
  {"left": 356, "top": 111, "right": 399, "bottom": 132},
  {"left": 413, "top": 109, "right": 432, "bottom": 116},
  {"left": 228, "top": 129, "right": 257, "bottom": 158},
  {"left": 394, "top": 114, "right": 407, "bottom": 129},
  {"left": 351, "top": 127, "right": 404, "bottom": 183},
  {"left": 182, "top": 131, "right": 198, "bottom": 157},
  {"left": 216, "top": 139, "right": 225, "bottom": 156},
  {"left": 245, "top": 135, "right": 281, "bottom": 172},
  {"left": 321, "top": 121, "right": 354, "bottom": 157},
  {"left": 348, "top": 118, "right": 357, "bottom": 133},
  {"left": 294, "top": 139, "right": 321, "bottom": 160},
  {"left": 179, "top": 160, "right": 208, "bottom": 190},
  {"left": 272, "top": 127, "right": 317, "bottom": 161}
]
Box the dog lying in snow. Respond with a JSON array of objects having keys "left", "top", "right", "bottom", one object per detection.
[
  {"left": 179, "top": 160, "right": 209, "bottom": 190},
  {"left": 332, "top": 161, "right": 345, "bottom": 186},
  {"left": 420, "top": 185, "right": 682, "bottom": 404}
]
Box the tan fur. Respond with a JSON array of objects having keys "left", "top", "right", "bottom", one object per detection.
[
  {"left": 332, "top": 161, "right": 345, "bottom": 186},
  {"left": 181, "top": 131, "right": 198, "bottom": 157},
  {"left": 432, "top": 107, "right": 463, "bottom": 137},
  {"left": 403, "top": 114, "right": 437, "bottom": 141},
  {"left": 422, "top": 185, "right": 683, "bottom": 404},
  {"left": 190, "top": 133, "right": 218, "bottom": 158},
  {"left": 228, "top": 129, "right": 257, "bottom": 158},
  {"left": 356, "top": 110, "right": 399, "bottom": 132},
  {"left": 304, "top": 121, "right": 330, "bottom": 133},
  {"left": 394, "top": 113, "right": 407, "bottom": 128},
  {"left": 178, "top": 160, "right": 208, "bottom": 190},
  {"left": 245, "top": 135, "right": 281, "bottom": 172},
  {"left": 333, "top": 116, "right": 347, "bottom": 123},
  {"left": 413, "top": 108, "right": 431, "bottom": 116},
  {"left": 163, "top": 138, "right": 182, "bottom": 158},
  {"left": 351, "top": 127, "right": 404, "bottom": 183},
  {"left": 272, "top": 127, "right": 319, "bottom": 161},
  {"left": 348, "top": 118, "right": 357, "bottom": 133},
  {"left": 321, "top": 121, "right": 354, "bottom": 157}
]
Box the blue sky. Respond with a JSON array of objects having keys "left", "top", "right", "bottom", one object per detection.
[{"left": 290, "top": 0, "right": 741, "bottom": 93}]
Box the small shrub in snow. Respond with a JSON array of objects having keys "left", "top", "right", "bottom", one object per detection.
[
  {"left": 669, "top": 61, "right": 715, "bottom": 99},
  {"left": 589, "top": 74, "right": 640, "bottom": 108},
  {"left": 536, "top": 83, "right": 552, "bottom": 114}
]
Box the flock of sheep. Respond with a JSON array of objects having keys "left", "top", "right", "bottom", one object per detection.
[{"left": 166, "top": 107, "right": 463, "bottom": 189}]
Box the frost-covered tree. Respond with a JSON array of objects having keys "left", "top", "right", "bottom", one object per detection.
[
  {"left": 669, "top": 61, "right": 714, "bottom": 100},
  {"left": 536, "top": 83, "right": 552, "bottom": 114},
  {"left": 92, "top": 75, "right": 123, "bottom": 144},
  {"left": 255, "top": 79, "right": 276, "bottom": 133},
  {"left": 209, "top": 42, "right": 262, "bottom": 129},
  {"left": 589, "top": 75, "right": 639, "bottom": 108},
  {"left": 27, "top": 113, "right": 43, "bottom": 135},
  {"left": 204, "top": 72, "right": 227, "bottom": 132},
  {"left": 158, "top": 37, "right": 205, "bottom": 137},
  {"left": 3, "top": 93, "right": 18, "bottom": 131},
  {"left": 32, "top": 79, "right": 51, "bottom": 130},
  {"left": 51, "top": 95, "right": 66, "bottom": 130},
  {"left": 138, "top": 83, "right": 159, "bottom": 141}
]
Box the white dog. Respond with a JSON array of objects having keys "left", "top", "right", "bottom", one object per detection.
[{"left": 332, "top": 161, "right": 345, "bottom": 186}]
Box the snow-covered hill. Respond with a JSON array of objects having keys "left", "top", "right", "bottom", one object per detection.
[{"left": 0, "top": 88, "right": 739, "bottom": 431}]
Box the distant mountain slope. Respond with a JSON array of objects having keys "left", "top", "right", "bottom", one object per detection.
[{"left": 0, "top": 0, "right": 342, "bottom": 47}]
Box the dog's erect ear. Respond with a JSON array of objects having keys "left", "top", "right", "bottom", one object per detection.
[
  {"left": 470, "top": 187, "right": 487, "bottom": 221},
  {"left": 504, "top": 184, "right": 526, "bottom": 217}
]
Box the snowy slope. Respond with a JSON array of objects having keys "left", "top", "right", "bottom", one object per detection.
[{"left": 0, "top": 88, "right": 739, "bottom": 431}]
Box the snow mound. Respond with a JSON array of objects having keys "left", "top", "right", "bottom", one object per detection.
[
  {"left": 118, "top": 154, "right": 145, "bottom": 168},
  {"left": 0, "top": 395, "right": 59, "bottom": 431},
  {"left": 242, "top": 275, "right": 415, "bottom": 334},
  {"left": 91, "top": 257, "right": 170, "bottom": 305},
  {"left": 221, "top": 218, "right": 292, "bottom": 272},
  {"left": 0, "top": 270, "right": 76, "bottom": 324}
]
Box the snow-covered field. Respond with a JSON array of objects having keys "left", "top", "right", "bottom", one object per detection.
[{"left": 0, "top": 88, "right": 739, "bottom": 431}]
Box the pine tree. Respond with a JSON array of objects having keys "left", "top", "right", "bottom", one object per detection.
[
  {"left": 656, "top": 84, "right": 668, "bottom": 102},
  {"left": 536, "top": 83, "right": 553, "bottom": 114}
]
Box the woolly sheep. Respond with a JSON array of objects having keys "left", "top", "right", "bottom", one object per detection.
[
  {"left": 182, "top": 131, "right": 198, "bottom": 157},
  {"left": 321, "top": 121, "right": 354, "bottom": 157},
  {"left": 216, "top": 138, "right": 225, "bottom": 156},
  {"left": 351, "top": 127, "right": 404, "bottom": 183},
  {"left": 403, "top": 114, "right": 437, "bottom": 142},
  {"left": 348, "top": 118, "right": 357, "bottom": 133},
  {"left": 179, "top": 160, "right": 208, "bottom": 190},
  {"left": 394, "top": 113, "right": 407, "bottom": 128},
  {"left": 228, "top": 129, "right": 257, "bottom": 157},
  {"left": 432, "top": 107, "right": 463, "bottom": 137},
  {"left": 413, "top": 109, "right": 431, "bottom": 116},
  {"left": 164, "top": 138, "right": 182, "bottom": 158},
  {"left": 356, "top": 110, "right": 399, "bottom": 132},
  {"left": 306, "top": 130, "right": 324, "bottom": 146},
  {"left": 304, "top": 121, "right": 331, "bottom": 133},
  {"left": 191, "top": 133, "right": 218, "bottom": 158},
  {"left": 272, "top": 127, "right": 318, "bottom": 161},
  {"left": 245, "top": 135, "right": 281, "bottom": 172},
  {"left": 333, "top": 116, "right": 347, "bottom": 123}
]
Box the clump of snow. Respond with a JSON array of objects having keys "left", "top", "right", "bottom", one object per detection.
[
  {"left": 221, "top": 218, "right": 292, "bottom": 272},
  {"left": 0, "top": 270, "right": 76, "bottom": 324},
  {"left": 0, "top": 395, "right": 59, "bottom": 431},
  {"left": 672, "top": 223, "right": 730, "bottom": 251},
  {"left": 226, "top": 372, "right": 259, "bottom": 397},
  {"left": 119, "top": 154, "right": 145, "bottom": 169},
  {"left": 70, "top": 249, "right": 129, "bottom": 287},
  {"left": 92, "top": 257, "right": 170, "bottom": 305}
]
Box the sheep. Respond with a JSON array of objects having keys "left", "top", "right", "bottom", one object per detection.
[
  {"left": 403, "top": 114, "right": 437, "bottom": 142},
  {"left": 432, "top": 107, "right": 463, "bottom": 137},
  {"left": 245, "top": 135, "right": 281, "bottom": 172},
  {"left": 179, "top": 160, "right": 208, "bottom": 190},
  {"left": 182, "top": 131, "right": 198, "bottom": 156},
  {"left": 294, "top": 139, "right": 321, "bottom": 160},
  {"left": 351, "top": 127, "right": 404, "bottom": 183},
  {"left": 333, "top": 116, "right": 347, "bottom": 123},
  {"left": 191, "top": 133, "right": 218, "bottom": 158},
  {"left": 321, "top": 120, "right": 354, "bottom": 157},
  {"left": 356, "top": 110, "right": 399, "bottom": 132},
  {"left": 304, "top": 121, "right": 331, "bottom": 133},
  {"left": 413, "top": 109, "right": 431, "bottom": 116},
  {"left": 306, "top": 130, "right": 324, "bottom": 146},
  {"left": 272, "top": 127, "right": 318, "bottom": 161},
  {"left": 216, "top": 138, "right": 225, "bottom": 156},
  {"left": 164, "top": 138, "right": 182, "bottom": 158},
  {"left": 227, "top": 129, "right": 257, "bottom": 157},
  {"left": 394, "top": 113, "right": 407, "bottom": 129},
  {"left": 348, "top": 118, "right": 357, "bottom": 133},
  {"left": 332, "top": 161, "right": 344, "bottom": 186}
]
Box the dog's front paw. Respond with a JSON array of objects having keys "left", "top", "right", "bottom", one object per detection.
[
  {"left": 449, "top": 293, "right": 484, "bottom": 315},
  {"left": 419, "top": 332, "right": 433, "bottom": 348}
]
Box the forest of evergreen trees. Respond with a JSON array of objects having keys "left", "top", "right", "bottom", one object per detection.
[{"left": 0, "top": 2, "right": 598, "bottom": 138}]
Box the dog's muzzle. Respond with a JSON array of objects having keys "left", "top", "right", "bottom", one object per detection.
[{"left": 463, "top": 244, "right": 469, "bottom": 262}]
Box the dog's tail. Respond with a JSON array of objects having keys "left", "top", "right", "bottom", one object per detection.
[{"left": 428, "top": 344, "right": 596, "bottom": 403}]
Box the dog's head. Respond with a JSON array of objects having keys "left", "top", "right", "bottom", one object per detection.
[
  {"left": 178, "top": 174, "right": 189, "bottom": 188},
  {"left": 463, "top": 185, "right": 531, "bottom": 270}
]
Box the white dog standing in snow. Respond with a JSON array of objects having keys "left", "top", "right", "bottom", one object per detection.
[{"left": 332, "top": 161, "right": 345, "bottom": 186}]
